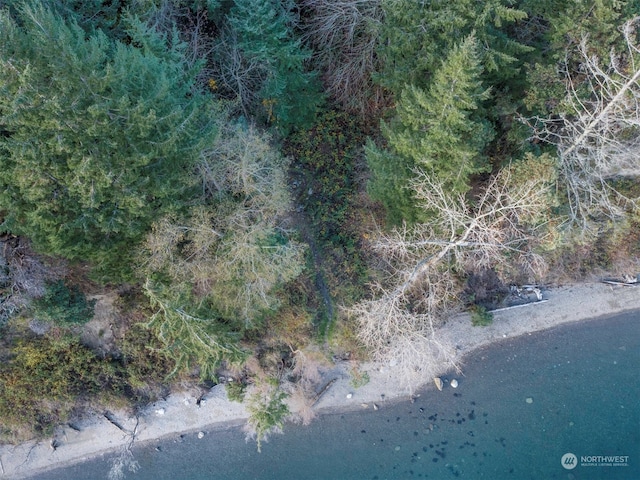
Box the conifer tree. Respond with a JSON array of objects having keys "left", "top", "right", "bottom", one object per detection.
[
  {"left": 0, "top": 3, "right": 217, "bottom": 277},
  {"left": 227, "top": 0, "right": 323, "bottom": 130},
  {"left": 368, "top": 36, "right": 494, "bottom": 223},
  {"left": 377, "top": 0, "right": 529, "bottom": 95}
]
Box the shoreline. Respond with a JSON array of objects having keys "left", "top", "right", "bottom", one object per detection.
[{"left": 3, "top": 281, "right": 640, "bottom": 479}]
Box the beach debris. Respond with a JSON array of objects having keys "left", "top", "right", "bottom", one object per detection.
[
  {"left": 450, "top": 379, "right": 459, "bottom": 388},
  {"left": 346, "top": 393, "right": 353, "bottom": 399},
  {"left": 434, "top": 377, "right": 443, "bottom": 391},
  {"left": 155, "top": 408, "right": 166, "bottom": 415},
  {"left": 525, "top": 397, "right": 533, "bottom": 404},
  {"left": 360, "top": 403, "right": 369, "bottom": 408},
  {"left": 197, "top": 431, "right": 205, "bottom": 439},
  {"left": 602, "top": 274, "right": 640, "bottom": 286},
  {"left": 67, "top": 422, "right": 82, "bottom": 432},
  {"left": 104, "top": 411, "right": 129, "bottom": 433},
  {"left": 312, "top": 378, "right": 337, "bottom": 406},
  {"left": 373, "top": 403, "right": 379, "bottom": 411}
]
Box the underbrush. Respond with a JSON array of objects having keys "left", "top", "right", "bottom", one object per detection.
[
  {"left": 0, "top": 288, "right": 177, "bottom": 443},
  {"left": 284, "top": 110, "right": 371, "bottom": 340}
]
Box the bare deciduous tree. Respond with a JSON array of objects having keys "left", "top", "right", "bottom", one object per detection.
[
  {"left": 299, "top": 0, "right": 385, "bottom": 116},
  {"left": 210, "top": 25, "right": 268, "bottom": 117},
  {"left": 350, "top": 160, "right": 553, "bottom": 390},
  {"left": 143, "top": 123, "right": 304, "bottom": 328},
  {"left": 529, "top": 17, "right": 640, "bottom": 232}
]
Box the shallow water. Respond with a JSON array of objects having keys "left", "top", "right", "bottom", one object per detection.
[{"left": 30, "top": 311, "right": 640, "bottom": 480}]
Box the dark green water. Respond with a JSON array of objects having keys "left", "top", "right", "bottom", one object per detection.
[{"left": 30, "top": 311, "right": 640, "bottom": 480}]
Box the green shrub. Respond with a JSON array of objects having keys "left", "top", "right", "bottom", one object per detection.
[
  {"left": 225, "top": 380, "right": 247, "bottom": 403},
  {"left": 0, "top": 336, "right": 124, "bottom": 441},
  {"left": 31, "top": 280, "right": 96, "bottom": 326},
  {"left": 286, "top": 111, "right": 364, "bottom": 244},
  {"left": 118, "top": 321, "right": 174, "bottom": 403},
  {"left": 470, "top": 305, "right": 494, "bottom": 327}
]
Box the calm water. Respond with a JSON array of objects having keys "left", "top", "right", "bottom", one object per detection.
[{"left": 30, "top": 311, "right": 640, "bottom": 480}]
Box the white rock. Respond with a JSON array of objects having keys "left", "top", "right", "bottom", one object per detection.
[
  {"left": 433, "top": 377, "right": 443, "bottom": 391},
  {"left": 183, "top": 398, "right": 190, "bottom": 406},
  {"left": 373, "top": 403, "right": 379, "bottom": 411},
  {"left": 525, "top": 397, "right": 533, "bottom": 404},
  {"left": 450, "top": 379, "right": 459, "bottom": 388},
  {"left": 197, "top": 431, "right": 205, "bottom": 439},
  {"left": 346, "top": 393, "right": 353, "bottom": 399},
  {"left": 155, "top": 408, "right": 165, "bottom": 415}
]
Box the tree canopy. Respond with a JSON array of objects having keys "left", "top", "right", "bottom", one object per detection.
[
  {"left": 368, "top": 35, "right": 494, "bottom": 223},
  {"left": 0, "top": 3, "right": 217, "bottom": 277}
]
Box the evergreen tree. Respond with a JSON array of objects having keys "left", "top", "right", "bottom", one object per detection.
[
  {"left": 0, "top": 3, "right": 217, "bottom": 278},
  {"left": 368, "top": 36, "right": 494, "bottom": 223},
  {"left": 365, "top": 141, "right": 425, "bottom": 225},
  {"left": 377, "top": 0, "right": 529, "bottom": 95},
  {"left": 389, "top": 37, "right": 493, "bottom": 191},
  {"left": 518, "top": 0, "right": 639, "bottom": 56},
  {"left": 519, "top": 0, "right": 640, "bottom": 116},
  {"left": 227, "top": 0, "right": 323, "bottom": 131}
]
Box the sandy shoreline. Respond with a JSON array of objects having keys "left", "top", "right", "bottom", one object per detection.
[{"left": 2, "top": 281, "right": 639, "bottom": 479}]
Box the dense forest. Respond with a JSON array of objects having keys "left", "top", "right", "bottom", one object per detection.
[{"left": 1, "top": 0, "right": 640, "bottom": 447}]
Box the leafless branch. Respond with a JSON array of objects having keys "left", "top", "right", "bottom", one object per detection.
[
  {"left": 349, "top": 162, "right": 552, "bottom": 391},
  {"left": 527, "top": 17, "right": 640, "bottom": 232},
  {"left": 299, "top": 0, "right": 385, "bottom": 116}
]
